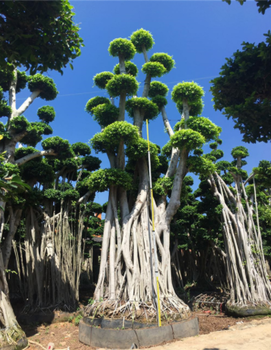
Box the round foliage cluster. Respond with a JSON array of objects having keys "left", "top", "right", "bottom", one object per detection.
[
  {"left": 28, "top": 74, "right": 58, "bottom": 100},
  {"left": 85, "top": 96, "right": 111, "bottom": 115},
  {"left": 176, "top": 99, "right": 203, "bottom": 117},
  {"left": 92, "top": 104, "right": 119, "bottom": 127},
  {"left": 88, "top": 168, "right": 133, "bottom": 192},
  {"left": 37, "top": 106, "right": 56, "bottom": 123},
  {"left": 153, "top": 177, "right": 174, "bottom": 196},
  {"left": 209, "top": 142, "right": 218, "bottom": 150},
  {"left": 42, "top": 136, "right": 73, "bottom": 159},
  {"left": 193, "top": 148, "right": 203, "bottom": 156},
  {"left": 231, "top": 146, "right": 249, "bottom": 159},
  {"left": 20, "top": 122, "right": 53, "bottom": 147},
  {"left": 82, "top": 155, "right": 101, "bottom": 172},
  {"left": 0, "top": 94, "right": 11, "bottom": 117},
  {"left": 148, "top": 81, "right": 169, "bottom": 98},
  {"left": 161, "top": 142, "right": 172, "bottom": 157},
  {"left": 108, "top": 38, "right": 136, "bottom": 60},
  {"left": 170, "top": 129, "right": 205, "bottom": 152},
  {"left": 172, "top": 82, "right": 204, "bottom": 105},
  {"left": 91, "top": 121, "right": 139, "bottom": 153},
  {"left": 44, "top": 189, "right": 61, "bottom": 201},
  {"left": 142, "top": 62, "right": 166, "bottom": 78},
  {"left": 0, "top": 67, "right": 28, "bottom": 93},
  {"left": 9, "top": 116, "right": 29, "bottom": 133},
  {"left": 151, "top": 96, "right": 167, "bottom": 110},
  {"left": 14, "top": 147, "right": 39, "bottom": 162},
  {"left": 113, "top": 61, "right": 138, "bottom": 76},
  {"left": 216, "top": 160, "right": 231, "bottom": 172},
  {"left": 1, "top": 163, "right": 20, "bottom": 176},
  {"left": 229, "top": 167, "right": 248, "bottom": 180},
  {"left": 185, "top": 117, "right": 221, "bottom": 142},
  {"left": 149, "top": 53, "right": 175, "bottom": 73},
  {"left": 106, "top": 74, "right": 139, "bottom": 97},
  {"left": 210, "top": 149, "right": 224, "bottom": 160},
  {"left": 130, "top": 29, "right": 154, "bottom": 53},
  {"left": 125, "top": 98, "right": 159, "bottom": 120},
  {"left": 55, "top": 158, "right": 79, "bottom": 173},
  {"left": 187, "top": 156, "right": 216, "bottom": 176},
  {"left": 20, "top": 159, "right": 54, "bottom": 183},
  {"left": 61, "top": 189, "right": 80, "bottom": 201},
  {"left": 126, "top": 138, "right": 158, "bottom": 162},
  {"left": 71, "top": 142, "right": 91, "bottom": 156},
  {"left": 94, "top": 72, "right": 114, "bottom": 89}
]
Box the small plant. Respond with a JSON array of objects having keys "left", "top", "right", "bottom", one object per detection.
[
  {"left": 88, "top": 298, "right": 94, "bottom": 305},
  {"left": 75, "top": 314, "right": 83, "bottom": 326},
  {"left": 68, "top": 316, "right": 73, "bottom": 323}
]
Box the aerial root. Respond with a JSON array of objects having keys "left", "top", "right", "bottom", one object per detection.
[{"left": 84, "top": 297, "right": 191, "bottom": 323}]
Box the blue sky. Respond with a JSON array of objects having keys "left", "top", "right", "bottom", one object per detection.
[{"left": 17, "top": 0, "right": 270, "bottom": 204}]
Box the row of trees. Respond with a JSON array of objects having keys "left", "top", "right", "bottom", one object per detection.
[{"left": 0, "top": 0, "right": 270, "bottom": 348}]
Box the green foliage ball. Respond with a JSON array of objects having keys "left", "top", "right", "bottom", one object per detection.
[
  {"left": 108, "top": 38, "right": 136, "bottom": 60},
  {"left": 82, "top": 155, "right": 101, "bottom": 172},
  {"left": 71, "top": 142, "right": 91, "bottom": 156},
  {"left": 94, "top": 72, "right": 114, "bottom": 89},
  {"left": 149, "top": 53, "right": 175, "bottom": 73},
  {"left": 142, "top": 62, "right": 166, "bottom": 77},
  {"left": 187, "top": 156, "right": 216, "bottom": 176},
  {"left": 172, "top": 82, "right": 204, "bottom": 104},
  {"left": 113, "top": 61, "right": 138, "bottom": 76},
  {"left": 130, "top": 29, "right": 154, "bottom": 53},
  {"left": 14, "top": 147, "right": 39, "bottom": 161},
  {"left": 125, "top": 98, "right": 159, "bottom": 120},
  {"left": 85, "top": 96, "right": 111, "bottom": 115},
  {"left": 37, "top": 106, "right": 56, "bottom": 124},
  {"left": 176, "top": 99, "right": 204, "bottom": 117},
  {"left": 170, "top": 129, "right": 205, "bottom": 152},
  {"left": 231, "top": 146, "right": 249, "bottom": 159},
  {"left": 88, "top": 168, "right": 133, "bottom": 192},
  {"left": 106, "top": 74, "right": 139, "bottom": 97},
  {"left": 9, "top": 116, "right": 29, "bottom": 133},
  {"left": 28, "top": 74, "right": 58, "bottom": 100},
  {"left": 148, "top": 81, "right": 169, "bottom": 98},
  {"left": 186, "top": 117, "right": 221, "bottom": 142},
  {"left": 92, "top": 104, "right": 119, "bottom": 127},
  {"left": 42, "top": 136, "right": 73, "bottom": 159},
  {"left": 210, "top": 149, "right": 224, "bottom": 160},
  {"left": 151, "top": 96, "right": 167, "bottom": 110}
]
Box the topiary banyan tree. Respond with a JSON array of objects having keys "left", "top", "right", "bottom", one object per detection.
[
  {"left": 84, "top": 29, "right": 221, "bottom": 322},
  {"left": 207, "top": 144, "right": 271, "bottom": 316}
]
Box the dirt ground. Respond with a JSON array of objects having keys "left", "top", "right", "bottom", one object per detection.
[{"left": 21, "top": 310, "right": 271, "bottom": 350}]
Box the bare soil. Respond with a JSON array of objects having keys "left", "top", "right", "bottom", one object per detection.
[{"left": 19, "top": 309, "right": 268, "bottom": 350}]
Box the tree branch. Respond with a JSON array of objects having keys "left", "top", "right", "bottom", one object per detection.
[
  {"left": 15, "top": 149, "right": 57, "bottom": 166},
  {"left": 14, "top": 90, "right": 41, "bottom": 118}
]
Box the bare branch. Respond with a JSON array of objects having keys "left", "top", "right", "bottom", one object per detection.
[{"left": 15, "top": 149, "right": 57, "bottom": 166}]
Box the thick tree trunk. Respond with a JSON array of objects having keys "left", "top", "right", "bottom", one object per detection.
[{"left": 0, "top": 250, "right": 27, "bottom": 349}]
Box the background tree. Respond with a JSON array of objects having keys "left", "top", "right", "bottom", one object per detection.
[
  {"left": 210, "top": 32, "right": 271, "bottom": 143},
  {"left": 207, "top": 145, "right": 271, "bottom": 315},
  {"left": 0, "top": 1, "right": 83, "bottom": 347},
  {"left": 84, "top": 29, "right": 221, "bottom": 322},
  {"left": 0, "top": 0, "right": 83, "bottom": 74},
  {"left": 7, "top": 141, "right": 101, "bottom": 310},
  {"left": 223, "top": 0, "right": 271, "bottom": 15}
]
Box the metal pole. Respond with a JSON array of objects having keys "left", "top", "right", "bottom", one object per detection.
[{"left": 146, "top": 119, "right": 162, "bottom": 327}]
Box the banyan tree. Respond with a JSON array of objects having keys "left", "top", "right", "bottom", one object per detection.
[{"left": 84, "top": 29, "right": 221, "bottom": 321}]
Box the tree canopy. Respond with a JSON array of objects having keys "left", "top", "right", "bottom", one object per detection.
[
  {"left": 210, "top": 31, "right": 271, "bottom": 143},
  {"left": 0, "top": 0, "right": 83, "bottom": 74}
]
